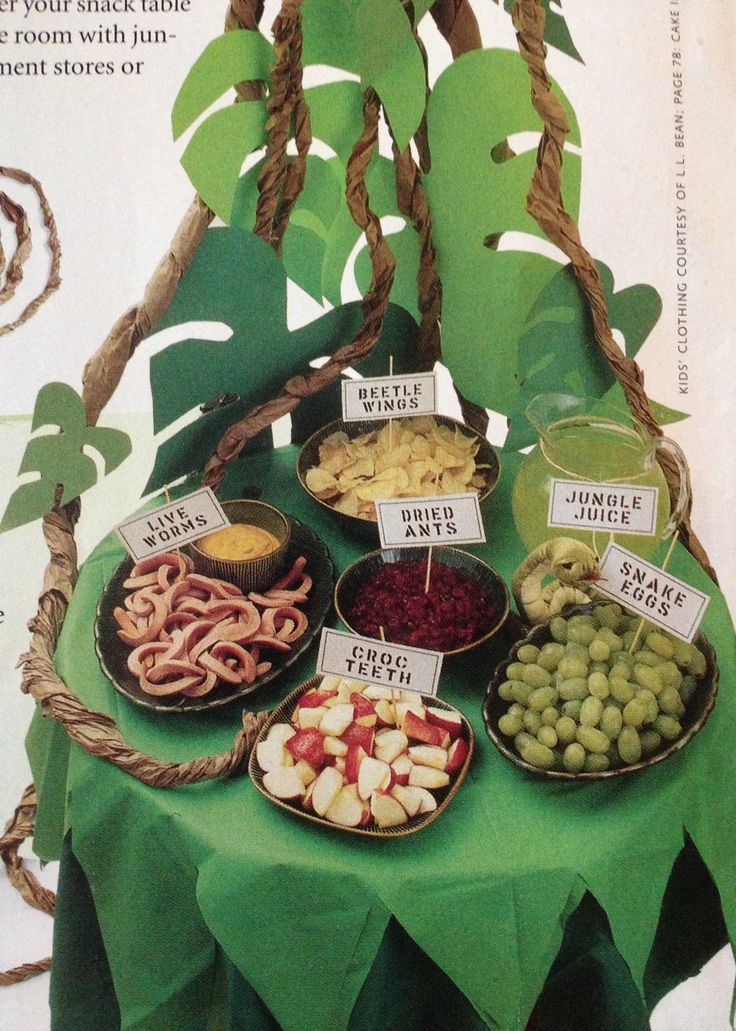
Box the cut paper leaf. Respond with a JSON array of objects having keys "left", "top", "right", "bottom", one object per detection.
[
  {"left": 172, "top": 30, "right": 274, "bottom": 140},
  {"left": 144, "top": 227, "right": 418, "bottom": 493},
  {"left": 424, "top": 48, "right": 581, "bottom": 413},
  {"left": 505, "top": 261, "right": 663, "bottom": 449},
  {"left": 493, "top": 0, "right": 583, "bottom": 63},
  {"left": 0, "top": 383, "right": 131, "bottom": 532}
]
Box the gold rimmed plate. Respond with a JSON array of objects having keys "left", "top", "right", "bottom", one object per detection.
[
  {"left": 95, "top": 517, "right": 334, "bottom": 713},
  {"left": 249, "top": 676, "right": 475, "bottom": 837}
]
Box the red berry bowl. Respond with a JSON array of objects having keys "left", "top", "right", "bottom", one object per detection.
[{"left": 335, "top": 547, "right": 509, "bottom": 656}]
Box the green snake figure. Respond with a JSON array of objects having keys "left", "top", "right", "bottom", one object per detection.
[{"left": 512, "top": 538, "right": 602, "bottom": 624}]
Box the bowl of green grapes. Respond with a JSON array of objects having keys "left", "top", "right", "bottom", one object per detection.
[{"left": 483, "top": 602, "right": 718, "bottom": 780}]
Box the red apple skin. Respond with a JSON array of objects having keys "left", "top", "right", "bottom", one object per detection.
[
  {"left": 285, "top": 728, "right": 326, "bottom": 769},
  {"left": 340, "top": 722, "right": 375, "bottom": 754},
  {"left": 391, "top": 755, "right": 413, "bottom": 785},
  {"left": 425, "top": 706, "right": 463, "bottom": 739},
  {"left": 350, "top": 692, "right": 376, "bottom": 718},
  {"left": 403, "top": 709, "right": 444, "bottom": 747},
  {"left": 344, "top": 744, "right": 367, "bottom": 784},
  {"left": 298, "top": 690, "right": 332, "bottom": 709},
  {"left": 445, "top": 737, "right": 470, "bottom": 775}
]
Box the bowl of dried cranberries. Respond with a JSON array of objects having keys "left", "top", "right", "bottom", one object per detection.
[{"left": 335, "top": 547, "right": 509, "bottom": 655}]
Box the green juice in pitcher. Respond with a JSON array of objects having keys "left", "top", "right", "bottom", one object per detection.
[{"left": 511, "top": 396, "right": 690, "bottom": 559}]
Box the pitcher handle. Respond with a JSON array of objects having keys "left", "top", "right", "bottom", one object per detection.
[{"left": 654, "top": 435, "right": 691, "bottom": 540}]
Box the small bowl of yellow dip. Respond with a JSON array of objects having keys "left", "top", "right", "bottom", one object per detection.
[{"left": 189, "top": 499, "right": 291, "bottom": 593}]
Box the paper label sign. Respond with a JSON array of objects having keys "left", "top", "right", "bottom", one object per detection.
[
  {"left": 596, "top": 542, "right": 710, "bottom": 642},
  {"left": 376, "top": 493, "right": 486, "bottom": 549},
  {"left": 116, "top": 487, "right": 229, "bottom": 562},
  {"left": 548, "top": 479, "right": 659, "bottom": 536},
  {"left": 341, "top": 371, "right": 437, "bottom": 422},
  {"left": 316, "top": 628, "right": 443, "bottom": 697}
]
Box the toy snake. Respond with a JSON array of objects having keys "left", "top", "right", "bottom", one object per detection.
[{"left": 512, "top": 538, "right": 602, "bottom": 624}]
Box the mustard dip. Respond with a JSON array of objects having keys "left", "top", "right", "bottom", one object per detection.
[{"left": 198, "top": 523, "right": 281, "bottom": 561}]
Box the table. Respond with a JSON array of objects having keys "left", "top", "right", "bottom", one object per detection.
[{"left": 27, "top": 446, "right": 736, "bottom": 1031}]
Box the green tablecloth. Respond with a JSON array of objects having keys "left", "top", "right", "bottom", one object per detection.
[{"left": 28, "top": 446, "right": 736, "bottom": 1031}]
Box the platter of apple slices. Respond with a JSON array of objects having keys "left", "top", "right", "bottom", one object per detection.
[{"left": 248, "top": 674, "right": 474, "bottom": 836}]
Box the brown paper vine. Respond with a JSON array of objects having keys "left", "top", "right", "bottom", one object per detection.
[
  {"left": 510, "top": 0, "right": 716, "bottom": 582},
  {"left": 0, "top": 167, "right": 61, "bottom": 338}
]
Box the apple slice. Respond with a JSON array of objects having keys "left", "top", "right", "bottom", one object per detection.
[
  {"left": 340, "top": 722, "right": 375, "bottom": 754},
  {"left": 311, "top": 766, "right": 344, "bottom": 816},
  {"left": 262, "top": 766, "right": 306, "bottom": 801},
  {"left": 410, "top": 786, "right": 438, "bottom": 813},
  {"left": 426, "top": 706, "right": 463, "bottom": 739},
  {"left": 374, "top": 728, "right": 409, "bottom": 765},
  {"left": 294, "top": 759, "right": 318, "bottom": 786},
  {"left": 297, "top": 705, "right": 327, "bottom": 730},
  {"left": 370, "top": 792, "right": 409, "bottom": 828},
  {"left": 267, "top": 723, "right": 296, "bottom": 746},
  {"left": 285, "top": 728, "right": 326, "bottom": 769},
  {"left": 363, "top": 684, "right": 394, "bottom": 701},
  {"left": 319, "top": 703, "right": 354, "bottom": 737},
  {"left": 357, "top": 756, "right": 392, "bottom": 800},
  {"left": 445, "top": 737, "right": 470, "bottom": 775},
  {"left": 374, "top": 699, "right": 396, "bottom": 727},
  {"left": 391, "top": 754, "right": 413, "bottom": 785},
  {"left": 407, "top": 744, "right": 449, "bottom": 770},
  {"left": 319, "top": 674, "right": 341, "bottom": 693},
  {"left": 351, "top": 692, "right": 378, "bottom": 727},
  {"left": 298, "top": 690, "right": 332, "bottom": 709},
  {"left": 403, "top": 709, "right": 443, "bottom": 747},
  {"left": 333, "top": 756, "right": 346, "bottom": 776},
  {"left": 408, "top": 765, "right": 450, "bottom": 789},
  {"left": 325, "top": 784, "right": 365, "bottom": 827},
  {"left": 390, "top": 783, "right": 422, "bottom": 818},
  {"left": 344, "top": 744, "right": 367, "bottom": 784},
  {"left": 394, "top": 700, "right": 426, "bottom": 730},
  {"left": 256, "top": 736, "right": 294, "bottom": 772},
  {"left": 323, "top": 735, "right": 348, "bottom": 757},
  {"left": 302, "top": 780, "right": 315, "bottom": 811}
]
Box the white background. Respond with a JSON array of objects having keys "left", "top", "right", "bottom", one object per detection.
[{"left": 1, "top": 2, "right": 734, "bottom": 1027}]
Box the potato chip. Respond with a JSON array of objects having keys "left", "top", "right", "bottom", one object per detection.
[{"left": 305, "top": 468, "right": 340, "bottom": 496}]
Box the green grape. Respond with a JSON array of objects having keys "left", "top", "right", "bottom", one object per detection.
[
  {"left": 514, "top": 731, "right": 535, "bottom": 754},
  {"left": 610, "top": 678, "right": 635, "bottom": 704},
  {"left": 609, "top": 661, "right": 632, "bottom": 681},
  {"left": 520, "top": 739, "right": 556, "bottom": 769},
  {"left": 618, "top": 726, "right": 642, "bottom": 764},
  {"left": 537, "top": 725, "right": 558, "bottom": 749},
  {"left": 622, "top": 698, "right": 647, "bottom": 729},
  {"left": 635, "top": 688, "right": 659, "bottom": 724},
  {"left": 588, "top": 638, "right": 611, "bottom": 662},
  {"left": 610, "top": 652, "right": 634, "bottom": 671},
  {"left": 576, "top": 725, "right": 610, "bottom": 754},
  {"left": 632, "top": 665, "right": 663, "bottom": 695},
  {"left": 679, "top": 675, "right": 697, "bottom": 704},
  {"left": 550, "top": 617, "right": 568, "bottom": 643},
  {"left": 517, "top": 643, "right": 540, "bottom": 664},
  {"left": 600, "top": 705, "right": 623, "bottom": 740},
  {"left": 555, "top": 716, "right": 578, "bottom": 745},
  {"left": 538, "top": 642, "right": 565, "bottom": 671},
  {"left": 521, "top": 664, "right": 553, "bottom": 689},
  {"left": 562, "top": 742, "right": 586, "bottom": 772},
  {"left": 567, "top": 624, "right": 597, "bottom": 647},
  {"left": 632, "top": 649, "right": 661, "bottom": 667},
  {"left": 498, "top": 680, "right": 517, "bottom": 702},
  {"left": 527, "top": 686, "right": 557, "bottom": 712},
  {"left": 498, "top": 713, "right": 524, "bottom": 737},
  {"left": 656, "top": 661, "right": 683, "bottom": 691},
  {"left": 687, "top": 647, "right": 707, "bottom": 678},
  {"left": 658, "top": 686, "right": 685, "bottom": 717},
  {"left": 596, "top": 627, "right": 623, "bottom": 651},
  {"left": 646, "top": 632, "right": 675, "bottom": 659},
  {"left": 588, "top": 672, "right": 610, "bottom": 700},
  {"left": 558, "top": 677, "right": 589, "bottom": 701},
  {"left": 640, "top": 730, "right": 662, "bottom": 756},
  {"left": 507, "top": 661, "right": 527, "bottom": 681},
  {"left": 580, "top": 696, "right": 603, "bottom": 728},
  {"left": 654, "top": 714, "right": 682, "bottom": 740},
  {"left": 672, "top": 640, "right": 693, "bottom": 668},
  {"left": 584, "top": 753, "right": 610, "bottom": 772},
  {"left": 558, "top": 656, "right": 589, "bottom": 680},
  {"left": 588, "top": 660, "right": 609, "bottom": 675},
  {"left": 561, "top": 699, "right": 583, "bottom": 721},
  {"left": 541, "top": 706, "right": 559, "bottom": 726},
  {"left": 594, "top": 603, "right": 624, "bottom": 631},
  {"left": 568, "top": 613, "right": 595, "bottom": 628},
  {"left": 508, "top": 703, "right": 526, "bottom": 720},
  {"left": 564, "top": 641, "right": 590, "bottom": 660},
  {"left": 511, "top": 681, "right": 533, "bottom": 705},
  {"left": 523, "top": 708, "right": 543, "bottom": 734}
]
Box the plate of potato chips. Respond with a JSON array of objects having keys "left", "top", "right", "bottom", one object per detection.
[{"left": 296, "top": 414, "right": 500, "bottom": 540}]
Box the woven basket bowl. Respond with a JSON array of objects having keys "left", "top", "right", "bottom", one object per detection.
[
  {"left": 335, "top": 546, "right": 509, "bottom": 656},
  {"left": 482, "top": 602, "right": 719, "bottom": 781},
  {"left": 296, "top": 414, "right": 501, "bottom": 544},
  {"left": 188, "top": 499, "right": 291, "bottom": 594}
]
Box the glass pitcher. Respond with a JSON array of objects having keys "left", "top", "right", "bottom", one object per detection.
[{"left": 511, "top": 394, "right": 690, "bottom": 558}]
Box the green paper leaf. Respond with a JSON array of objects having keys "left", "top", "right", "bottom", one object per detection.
[
  {"left": 424, "top": 48, "right": 581, "bottom": 414},
  {"left": 180, "top": 103, "right": 268, "bottom": 222},
  {"left": 505, "top": 262, "right": 663, "bottom": 449},
  {"left": 495, "top": 0, "right": 583, "bottom": 63},
  {"left": 144, "top": 227, "right": 419, "bottom": 493},
  {"left": 0, "top": 383, "right": 131, "bottom": 532},
  {"left": 172, "top": 30, "right": 273, "bottom": 140},
  {"left": 301, "top": 0, "right": 361, "bottom": 72}
]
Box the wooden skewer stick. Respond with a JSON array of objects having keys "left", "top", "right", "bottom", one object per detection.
[
  {"left": 388, "top": 355, "right": 394, "bottom": 450},
  {"left": 163, "top": 485, "right": 186, "bottom": 580},
  {"left": 379, "top": 625, "right": 386, "bottom": 642},
  {"left": 628, "top": 531, "right": 680, "bottom": 654},
  {"left": 424, "top": 546, "right": 433, "bottom": 594}
]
